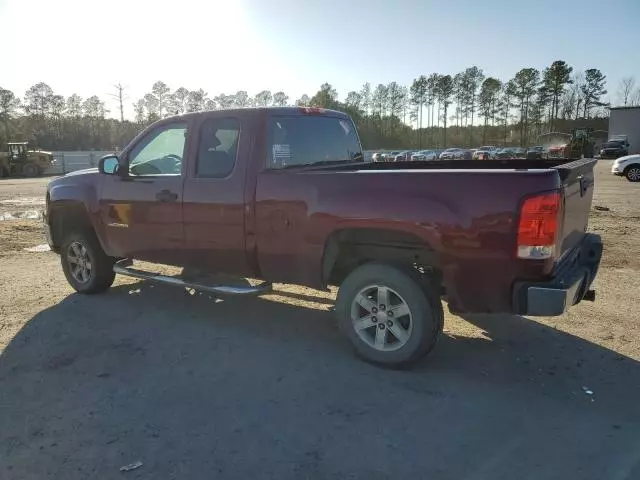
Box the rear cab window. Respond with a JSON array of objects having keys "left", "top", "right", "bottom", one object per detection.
[{"left": 267, "top": 113, "right": 363, "bottom": 169}]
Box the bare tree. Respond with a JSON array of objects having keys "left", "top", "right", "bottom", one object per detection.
[
  {"left": 617, "top": 77, "right": 636, "bottom": 106},
  {"left": 108, "top": 83, "right": 127, "bottom": 122}
]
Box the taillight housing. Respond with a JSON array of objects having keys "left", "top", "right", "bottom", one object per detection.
[
  {"left": 516, "top": 190, "right": 562, "bottom": 260},
  {"left": 299, "top": 107, "right": 325, "bottom": 115}
]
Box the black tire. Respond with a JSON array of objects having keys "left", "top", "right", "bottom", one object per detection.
[
  {"left": 335, "top": 262, "right": 444, "bottom": 367},
  {"left": 23, "top": 163, "right": 39, "bottom": 177},
  {"left": 61, "top": 230, "right": 115, "bottom": 294},
  {"left": 625, "top": 165, "right": 640, "bottom": 182}
]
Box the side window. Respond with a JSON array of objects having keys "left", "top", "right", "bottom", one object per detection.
[
  {"left": 267, "top": 116, "right": 362, "bottom": 169},
  {"left": 196, "top": 117, "right": 240, "bottom": 177},
  {"left": 128, "top": 123, "right": 187, "bottom": 176}
]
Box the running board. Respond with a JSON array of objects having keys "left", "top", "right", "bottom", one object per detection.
[{"left": 113, "top": 260, "right": 272, "bottom": 296}]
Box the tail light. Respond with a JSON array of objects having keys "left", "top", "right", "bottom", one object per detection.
[
  {"left": 516, "top": 190, "right": 562, "bottom": 259},
  {"left": 299, "top": 107, "right": 325, "bottom": 115}
]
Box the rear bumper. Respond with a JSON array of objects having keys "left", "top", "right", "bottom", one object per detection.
[{"left": 512, "top": 233, "right": 602, "bottom": 316}]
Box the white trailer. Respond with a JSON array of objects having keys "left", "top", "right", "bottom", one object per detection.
[{"left": 608, "top": 106, "right": 640, "bottom": 154}]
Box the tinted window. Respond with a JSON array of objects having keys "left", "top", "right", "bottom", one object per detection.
[
  {"left": 196, "top": 117, "right": 240, "bottom": 177},
  {"left": 129, "top": 123, "right": 187, "bottom": 176},
  {"left": 268, "top": 115, "right": 362, "bottom": 169}
]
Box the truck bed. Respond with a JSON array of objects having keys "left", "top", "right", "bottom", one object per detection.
[{"left": 341, "top": 158, "right": 596, "bottom": 183}]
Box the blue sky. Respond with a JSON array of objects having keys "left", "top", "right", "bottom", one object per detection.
[{"left": 2, "top": 0, "right": 639, "bottom": 117}]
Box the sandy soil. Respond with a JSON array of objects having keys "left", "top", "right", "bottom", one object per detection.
[{"left": 0, "top": 163, "right": 639, "bottom": 479}]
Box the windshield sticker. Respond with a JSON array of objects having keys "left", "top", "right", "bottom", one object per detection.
[{"left": 273, "top": 144, "right": 291, "bottom": 167}]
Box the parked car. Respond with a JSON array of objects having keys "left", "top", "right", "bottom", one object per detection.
[
  {"left": 371, "top": 152, "right": 385, "bottom": 162},
  {"left": 44, "top": 107, "right": 603, "bottom": 367},
  {"left": 472, "top": 149, "right": 492, "bottom": 160},
  {"left": 512, "top": 148, "right": 527, "bottom": 159},
  {"left": 494, "top": 148, "right": 516, "bottom": 159},
  {"left": 478, "top": 145, "right": 497, "bottom": 152},
  {"left": 394, "top": 151, "right": 414, "bottom": 162},
  {"left": 439, "top": 148, "right": 462, "bottom": 160},
  {"left": 611, "top": 154, "right": 640, "bottom": 182},
  {"left": 411, "top": 150, "right": 438, "bottom": 161},
  {"left": 526, "top": 146, "right": 545, "bottom": 160},
  {"left": 453, "top": 149, "right": 473, "bottom": 160},
  {"left": 600, "top": 141, "right": 628, "bottom": 159},
  {"left": 547, "top": 145, "right": 566, "bottom": 158},
  {"left": 383, "top": 151, "right": 401, "bottom": 162}
]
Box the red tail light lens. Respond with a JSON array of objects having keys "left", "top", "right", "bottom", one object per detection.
[
  {"left": 299, "top": 107, "right": 325, "bottom": 115},
  {"left": 517, "top": 191, "right": 562, "bottom": 259}
]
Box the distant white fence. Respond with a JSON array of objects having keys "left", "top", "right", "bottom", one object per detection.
[{"left": 45, "top": 151, "right": 116, "bottom": 175}]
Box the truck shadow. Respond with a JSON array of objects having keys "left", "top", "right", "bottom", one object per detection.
[{"left": 1, "top": 281, "right": 639, "bottom": 479}]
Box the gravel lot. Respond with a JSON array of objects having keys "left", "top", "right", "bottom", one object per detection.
[{"left": 1, "top": 162, "right": 639, "bottom": 479}]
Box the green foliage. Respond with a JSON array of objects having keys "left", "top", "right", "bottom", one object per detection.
[
  {"left": 0, "top": 61, "right": 611, "bottom": 151},
  {"left": 581, "top": 69, "right": 607, "bottom": 118}
]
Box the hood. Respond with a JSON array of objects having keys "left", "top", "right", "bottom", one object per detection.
[
  {"left": 65, "top": 168, "right": 99, "bottom": 176},
  {"left": 613, "top": 154, "right": 640, "bottom": 163}
]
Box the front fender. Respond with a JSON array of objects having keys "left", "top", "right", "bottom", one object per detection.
[{"left": 47, "top": 180, "right": 108, "bottom": 252}]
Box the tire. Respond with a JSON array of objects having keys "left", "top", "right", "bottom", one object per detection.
[
  {"left": 61, "top": 230, "right": 115, "bottom": 294},
  {"left": 23, "top": 163, "right": 39, "bottom": 177},
  {"left": 335, "top": 262, "right": 444, "bottom": 367},
  {"left": 625, "top": 165, "right": 640, "bottom": 182}
]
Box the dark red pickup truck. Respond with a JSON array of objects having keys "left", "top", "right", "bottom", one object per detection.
[{"left": 45, "top": 107, "right": 602, "bottom": 366}]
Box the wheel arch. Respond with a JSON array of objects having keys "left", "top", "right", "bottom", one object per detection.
[
  {"left": 49, "top": 201, "right": 100, "bottom": 252},
  {"left": 321, "top": 227, "right": 441, "bottom": 288}
]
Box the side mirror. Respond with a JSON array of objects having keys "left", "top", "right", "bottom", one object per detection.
[{"left": 99, "top": 155, "right": 120, "bottom": 175}]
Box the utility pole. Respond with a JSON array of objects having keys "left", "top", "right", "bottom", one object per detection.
[{"left": 108, "top": 83, "right": 127, "bottom": 122}]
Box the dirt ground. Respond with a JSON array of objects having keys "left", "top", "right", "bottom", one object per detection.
[{"left": 1, "top": 163, "right": 639, "bottom": 479}]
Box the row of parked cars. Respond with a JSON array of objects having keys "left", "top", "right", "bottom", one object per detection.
[{"left": 371, "top": 145, "right": 546, "bottom": 162}]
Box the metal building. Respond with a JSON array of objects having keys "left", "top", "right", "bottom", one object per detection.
[{"left": 608, "top": 106, "right": 640, "bottom": 154}]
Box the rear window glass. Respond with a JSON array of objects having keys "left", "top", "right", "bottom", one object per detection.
[{"left": 267, "top": 115, "right": 362, "bottom": 169}]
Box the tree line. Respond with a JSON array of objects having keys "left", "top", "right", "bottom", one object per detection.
[{"left": 1, "top": 60, "right": 638, "bottom": 152}]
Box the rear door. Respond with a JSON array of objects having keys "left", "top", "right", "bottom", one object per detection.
[
  {"left": 556, "top": 158, "right": 597, "bottom": 257},
  {"left": 181, "top": 114, "right": 253, "bottom": 276},
  {"left": 99, "top": 121, "right": 189, "bottom": 264}
]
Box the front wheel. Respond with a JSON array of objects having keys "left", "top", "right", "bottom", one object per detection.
[
  {"left": 23, "top": 163, "right": 39, "bottom": 177},
  {"left": 625, "top": 165, "right": 640, "bottom": 182},
  {"left": 61, "top": 231, "right": 115, "bottom": 294},
  {"left": 336, "top": 263, "right": 444, "bottom": 367}
]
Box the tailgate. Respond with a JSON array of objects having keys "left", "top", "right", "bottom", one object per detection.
[{"left": 554, "top": 158, "right": 597, "bottom": 258}]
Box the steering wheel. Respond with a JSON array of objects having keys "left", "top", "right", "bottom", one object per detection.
[{"left": 163, "top": 154, "right": 182, "bottom": 174}]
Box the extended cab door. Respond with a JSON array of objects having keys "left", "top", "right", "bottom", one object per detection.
[
  {"left": 181, "top": 114, "right": 253, "bottom": 276},
  {"left": 99, "top": 120, "right": 190, "bottom": 264}
]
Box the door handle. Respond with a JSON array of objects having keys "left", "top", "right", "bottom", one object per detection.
[{"left": 156, "top": 189, "right": 178, "bottom": 202}]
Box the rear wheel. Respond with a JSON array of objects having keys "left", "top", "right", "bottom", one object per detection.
[
  {"left": 23, "top": 163, "right": 39, "bottom": 177},
  {"left": 625, "top": 165, "right": 640, "bottom": 182},
  {"left": 61, "top": 230, "right": 115, "bottom": 294},
  {"left": 336, "top": 263, "right": 444, "bottom": 367}
]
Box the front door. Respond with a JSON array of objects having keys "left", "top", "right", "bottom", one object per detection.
[{"left": 100, "top": 121, "right": 189, "bottom": 265}]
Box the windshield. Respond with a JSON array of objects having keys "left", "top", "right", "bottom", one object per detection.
[{"left": 268, "top": 115, "right": 362, "bottom": 169}]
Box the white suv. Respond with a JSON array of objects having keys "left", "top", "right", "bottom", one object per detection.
[{"left": 611, "top": 155, "right": 640, "bottom": 182}]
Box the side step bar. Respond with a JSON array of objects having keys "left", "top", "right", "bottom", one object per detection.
[{"left": 113, "top": 260, "right": 272, "bottom": 296}]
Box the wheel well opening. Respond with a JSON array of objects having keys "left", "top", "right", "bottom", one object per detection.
[
  {"left": 323, "top": 228, "right": 442, "bottom": 290},
  {"left": 50, "top": 205, "right": 92, "bottom": 248}
]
